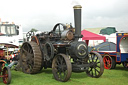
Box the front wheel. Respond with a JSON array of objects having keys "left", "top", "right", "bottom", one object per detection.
[
  {"left": 52, "top": 53, "right": 72, "bottom": 82},
  {"left": 86, "top": 51, "right": 104, "bottom": 78},
  {"left": 2, "top": 67, "right": 11, "bottom": 84}
]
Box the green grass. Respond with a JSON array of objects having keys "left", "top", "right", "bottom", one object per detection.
[{"left": 0, "top": 65, "right": 128, "bottom": 85}]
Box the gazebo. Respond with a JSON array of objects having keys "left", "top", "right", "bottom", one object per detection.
[{"left": 81, "top": 30, "right": 106, "bottom": 45}]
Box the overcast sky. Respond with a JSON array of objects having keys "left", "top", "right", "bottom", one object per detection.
[{"left": 0, "top": 0, "right": 128, "bottom": 32}]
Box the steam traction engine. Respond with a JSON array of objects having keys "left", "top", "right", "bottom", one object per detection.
[{"left": 20, "top": 5, "right": 104, "bottom": 82}]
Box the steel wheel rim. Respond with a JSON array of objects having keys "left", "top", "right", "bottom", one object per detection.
[
  {"left": 52, "top": 54, "right": 72, "bottom": 82},
  {"left": 103, "top": 55, "right": 112, "bottom": 69},
  {"left": 86, "top": 51, "right": 104, "bottom": 78},
  {"left": 2, "top": 68, "right": 8, "bottom": 84}
]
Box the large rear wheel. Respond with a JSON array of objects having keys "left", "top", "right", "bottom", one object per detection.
[
  {"left": 20, "top": 41, "right": 42, "bottom": 74},
  {"left": 52, "top": 54, "right": 72, "bottom": 82},
  {"left": 86, "top": 51, "right": 104, "bottom": 78}
]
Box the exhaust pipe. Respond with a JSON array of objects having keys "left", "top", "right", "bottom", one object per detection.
[{"left": 73, "top": 5, "right": 82, "bottom": 40}]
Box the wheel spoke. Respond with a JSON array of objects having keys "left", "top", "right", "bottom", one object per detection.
[
  {"left": 91, "top": 68, "right": 93, "bottom": 76},
  {"left": 26, "top": 44, "right": 30, "bottom": 52},
  {"left": 94, "top": 68, "right": 100, "bottom": 74},
  {"left": 56, "top": 59, "right": 60, "bottom": 65},
  {"left": 97, "top": 61, "right": 100, "bottom": 64},
  {"left": 22, "top": 48, "right": 28, "bottom": 54},
  {"left": 91, "top": 54, "right": 94, "bottom": 62},
  {"left": 95, "top": 68, "right": 97, "bottom": 76},
  {"left": 105, "top": 58, "right": 108, "bottom": 62},
  {"left": 88, "top": 67, "right": 92, "bottom": 73},
  {"left": 57, "top": 56, "right": 61, "bottom": 64},
  {"left": 95, "top": 57, "right": 98, "bottom": 62},
  {"left": 88, "top": 58, "right": 91, "bottom": 63},
  {"left": 60, "top": 57, "right": 63, "bottom": 65},
  {"left": 96, "top": 65, "right": 100, "bottom": 68}
]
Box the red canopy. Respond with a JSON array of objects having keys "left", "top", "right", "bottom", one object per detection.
[
  {"left": 81, "top": 30, "right": 106, "bottom": 45},
  {"left": 0, "top": 33, "right": 3, "bottom": 35}
]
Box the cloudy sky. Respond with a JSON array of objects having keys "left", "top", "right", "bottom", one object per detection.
[{"left": 0, "top": 0, "right": 128, "bottom": 32}]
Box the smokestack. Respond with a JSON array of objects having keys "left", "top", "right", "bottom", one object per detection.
[{"left": 73, "top": 5, "right": 82, "bottom": 39}]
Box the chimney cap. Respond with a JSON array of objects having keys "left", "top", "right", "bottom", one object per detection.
[{"left": 73, "top": 5, "right": 82, "bottom": 9}]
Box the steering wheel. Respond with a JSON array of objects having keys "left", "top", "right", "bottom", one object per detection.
[{"left": 52, "top": 23, "right": 67, "bottom": 34}]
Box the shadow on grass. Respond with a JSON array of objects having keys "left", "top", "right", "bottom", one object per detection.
[
  {"left": 38, "top": 68, "right": 52, "bottom": 74},
  {"left": 114, "top": 66, "right": 128, "bottom": 71},
  {"left": 71, "top": 72, "right": 88, "bottom": 79},
  {"left": 37, "top": 68, "right": 89, "bottom": 80},
  {"left": 39, "top": 69, "right": 89, "bottom": 79},
  {"left": 123, "top": 72, "right": 128, "bottom": 77}
]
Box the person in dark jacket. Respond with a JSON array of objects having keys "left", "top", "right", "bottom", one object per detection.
[{"left": 8, "top": 51, "right": 20, "bottom": 68}]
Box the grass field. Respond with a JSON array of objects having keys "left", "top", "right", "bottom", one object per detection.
[{"left": 0, "top": 65, "right": 128, "bottom": 85}]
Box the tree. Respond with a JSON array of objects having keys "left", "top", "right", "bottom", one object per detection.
[{"left": 30, "top": 28, "right": 38, "bottom": 32}]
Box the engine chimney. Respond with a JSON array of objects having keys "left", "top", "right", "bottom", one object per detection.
[{"left": 73, "top": 5, "right": 82, "bottom": 40}]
